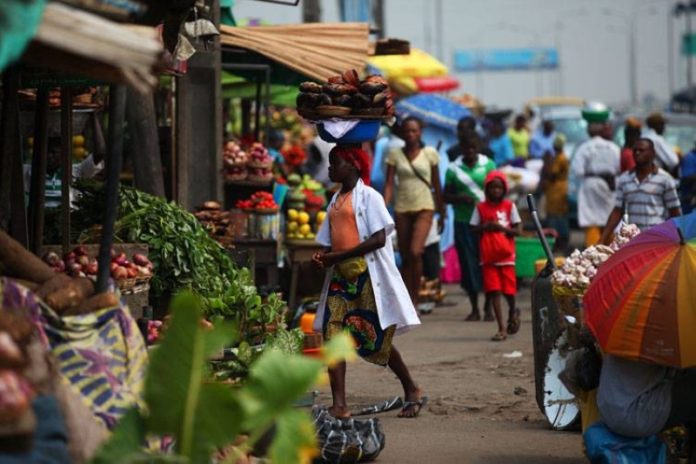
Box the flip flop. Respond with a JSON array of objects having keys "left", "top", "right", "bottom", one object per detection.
[
  {"left": 507, "top": 308, "right": 521, "bottom": 335},
  {"left": 354, "top": 396, "right": 404, "bottom": 416},
  {"left": 491, "top": 332, "right": 507, "bottom": 341},
  {"left": 398, "top": 396, "right": 428, "bottom": 418}
]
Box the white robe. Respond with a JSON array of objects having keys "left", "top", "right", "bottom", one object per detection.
[
  {"left": 571, "top": 136, "right": 620, "bottom": 228},
  {"left": 313, "top": 180, "right": 420, "bottom": 334}
]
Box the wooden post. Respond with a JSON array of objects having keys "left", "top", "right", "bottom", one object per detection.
[
  {"left": 27, "top": 89, "right": 50, "bottom": 254},
  {"left": 60, "top": 87, "right": 73, "bottom": 255},
  {"left": 0, "top": 69, "right": 20, "bottom": 235},
  {"left": 127, "top": 88, "right": 165, "bottom": 197},
  {"left": 96, "top": 85, "right": 127, "bottom": 293}
]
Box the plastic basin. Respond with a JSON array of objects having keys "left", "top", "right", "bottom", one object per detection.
[
  {"left": 515, "top": 236, "right": 555, "bottom": 278},
  {"left": 317, "top": 119, "right": 381, "bottom": 144}
]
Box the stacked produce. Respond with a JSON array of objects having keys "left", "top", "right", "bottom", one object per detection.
[
  {"left": 286, "top": 208, "right": 323, "bottom": 241},
  {"left": 235, "top": 191, "right": 279, "bottom": 213},
  {"left": 551, "top": 223, "right": 641, "bottom": 293},
  {"left": 223, "top": 141, "right": 274, "bottom": 183},
  {"left": 247, "top": 143, "right": 274, "bottom": 182},
  {"left": 609, "top": 223, "right": 641, "bottom": 251},
  {"left": 296, "top": 69, "right": 394, "bottom": 118},
  {"left": 284, "top": 174, "right": 326, "bottom": 241},
  {"left": 42, "top": 246, "right": 153, "bottom": 287},
  {"left": 223, "top": 141, "right": 249, "bottom": 181},
  {"left": 194, "top": 201, "right": 237, "bottom": 247},
  {"left": 551, "top": 245, "right": 615, "bottom": 292}
]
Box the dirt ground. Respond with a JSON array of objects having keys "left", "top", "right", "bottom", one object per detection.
[{"left": 315, "top": 283, "right": 586, "bottom": 463}]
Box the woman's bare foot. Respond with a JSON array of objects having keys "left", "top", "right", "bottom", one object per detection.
[
  {"left": 398, "top": 388, "right": 427, "bottom": 418},
  {"left": 327, "top": 405, "right": 351, "bottom": 419}
]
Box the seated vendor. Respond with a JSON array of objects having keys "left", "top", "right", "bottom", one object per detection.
[{"left": 597, "top": 354, "right": 696, "bottom": 438}]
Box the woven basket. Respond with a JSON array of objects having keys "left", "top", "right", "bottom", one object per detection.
[{"left": 117, "top": 278, "right": 137, "bottom": 291}]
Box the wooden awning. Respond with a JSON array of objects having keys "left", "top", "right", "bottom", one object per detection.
[
  {"left": 220, "top": 23, "right": 370, "bottom": 83},
  {"left": 21, "top": 2, "right": 163, "bottom": 93}
]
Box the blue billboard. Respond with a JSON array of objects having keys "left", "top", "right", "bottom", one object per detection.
[{"left": 454, "top": 48, "right": 559, "bottom": 72}]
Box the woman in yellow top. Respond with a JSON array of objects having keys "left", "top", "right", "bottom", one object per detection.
[
  {"left": 507, "top": 114, "right": 530, "bottom": 161},
  {"left": 384, "top": 117, "right": 445, "bottom": 305}
]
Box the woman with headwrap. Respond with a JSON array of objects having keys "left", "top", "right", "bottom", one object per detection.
[
  {"left": 313, "top": 146, "right": 426, "bottom": 419},
  {"left": 383, "top": 117, "right": 445, "bottom": 306}
]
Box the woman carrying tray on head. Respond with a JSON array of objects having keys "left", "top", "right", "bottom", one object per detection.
[
  {"left": 313, "top": 146, "right": 426, "bottom": 419},
  {"left": 383, "top": 116, "right": 445, "bottom": 306}
]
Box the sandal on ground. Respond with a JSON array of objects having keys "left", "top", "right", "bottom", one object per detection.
[
  {"left": 491, "top": 332, "right": 507, "bottom": 341},
  {"left": 397, "top": 396, "right": 428, "bottom": 418},
  {"left": 483, "top": 312, "right": 495, "bottom": 322},
  {"left": 465, "top": 312, "right": 481, "bottom": 322},
  {"left": 507, "top": 308, "right": 521, "bottom": 335}
]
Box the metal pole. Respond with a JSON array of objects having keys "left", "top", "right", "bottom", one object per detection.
[
  {"left": 28, "top": 89, "right": 49, "bottom": 254},
  {"left": 96, "top": 85, "right": 126, "bottom": 294},
  {"left": 555, "top": 21, "right": 564, "bottom": 96},
  {"left": 0, "top": 69, "right": 19, "bottom": 233},
  {"left": 373, "top": 0, "right": 385, "bottom": 39},
  {"left": 629, "top": 18, "right": 638, "bottom": 105},
  {"left": 435, "top": 0, "right": 443, "bottom": 61},
  {"left": 60, "top": 87, "right": 73, "bottom": 255},
  {"left": 687, "top": 5, "right": 693, "bottom": 92},
  {"left": 669, "top": 4, "right": 675, "bottom": 97}
]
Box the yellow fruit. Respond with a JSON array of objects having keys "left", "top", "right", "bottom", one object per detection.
[
  {"left": 316, "top": 211, "right": 326, "bottom": 223},
  {"left": 73, "top": 147, "right": 86, "bottom": 160},
  {"left": 306, "top": 232, "right": 316, "bottom": 240},
  {"left": 287, "top": 233, "right": 297, "bottom": 239},
  {"left": 288, "top": 209, "right": 299, "bottom": 220},
  {"left": 287, "top": 221, "right": 298, "bottom": 232},
  {"left": 298, "top": 212, "right": 310, "bottom": 225},
  {"left": 299, "top": 224, "right": 311, "bottom": 236},
  {"left": 72, "top": 135, "right": 85, "bottom": 147}
]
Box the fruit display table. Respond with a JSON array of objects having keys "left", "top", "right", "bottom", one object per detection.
[{"left": 285, "top": 239, "right": 325, "bottom": 311}]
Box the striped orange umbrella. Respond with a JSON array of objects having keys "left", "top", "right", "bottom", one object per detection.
[{"left": 584, "top": 214, "right": 696, "bottom": 368}]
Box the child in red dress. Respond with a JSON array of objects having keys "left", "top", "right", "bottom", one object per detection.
[{"left": 470, "top": 171, "right": 522, "bottom": 341}]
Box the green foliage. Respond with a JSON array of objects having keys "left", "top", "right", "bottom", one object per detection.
[
  {"left": 145, "top": 292, "right": 241, "bottom": 461},
  {"left": 92, "top": 292, "right": 355, "bottom": 464},
  {"left": 73, "top": 180, "right": 245, "bottom": 302}
]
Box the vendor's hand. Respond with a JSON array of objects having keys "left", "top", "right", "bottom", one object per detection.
[{"left": 315, "top": 251, "right": 343, "bottom": 268}]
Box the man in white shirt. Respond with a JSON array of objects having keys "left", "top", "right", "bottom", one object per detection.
[
  {"left": 24, "top": 113, "right": 105, "bottom": 209},
  {"left": 571, "top": 122, "right": 621, "bottom": 246},
  {"left": 644, "top": 112, "right": 680, "bottom": 174}
]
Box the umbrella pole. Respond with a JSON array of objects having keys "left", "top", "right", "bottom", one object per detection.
[
  {"left": 527, "top": 194, "right": 556, "bottom": 270},
  {"left": 96, "top": 85, "right": 126, "bottom": 294}
]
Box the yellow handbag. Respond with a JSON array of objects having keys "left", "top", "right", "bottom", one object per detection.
[{"left": 336, "top": 256, "right": 368, "bottom": 280}]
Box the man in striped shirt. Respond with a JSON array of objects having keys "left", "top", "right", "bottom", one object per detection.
[{"left": 601, "top": 138, "right": 681, "bottom": 244}]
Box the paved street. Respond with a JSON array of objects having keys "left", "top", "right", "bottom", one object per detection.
[{"left": 316, "top": 283, "right": 586, "bottom": 463}]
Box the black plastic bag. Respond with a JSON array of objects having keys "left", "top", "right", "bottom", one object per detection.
[{"left": 312, "top": 407, "right": 386, "bottom": 463}]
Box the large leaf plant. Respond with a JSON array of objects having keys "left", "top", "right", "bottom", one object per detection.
[{"left": 92, "top": 292, "right": 354, "bottom": 464}]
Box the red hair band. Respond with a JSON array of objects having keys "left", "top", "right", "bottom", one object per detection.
[{"left": 332, "top": 146, "right": 371, "bottom": 186}]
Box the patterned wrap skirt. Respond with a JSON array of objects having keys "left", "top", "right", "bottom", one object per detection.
[{"left": 322, "top": 257, "right": 395, "bottom": 366}]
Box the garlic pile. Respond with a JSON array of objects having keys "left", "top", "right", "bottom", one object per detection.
[
  {"left": 610, "top": 223, "right": 641, "bottom": 251},
  {"left": 552, "top": 245, "right": 615, "bottom": 291}
]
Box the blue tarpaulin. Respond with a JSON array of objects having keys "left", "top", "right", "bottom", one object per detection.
[{"left": 395, "top": 94, "right": 471, "bottom": 133}]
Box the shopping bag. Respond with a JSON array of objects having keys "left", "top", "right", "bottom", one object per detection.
[{"left": 584, "top": 422, "right": 666, "bottom": 464}]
